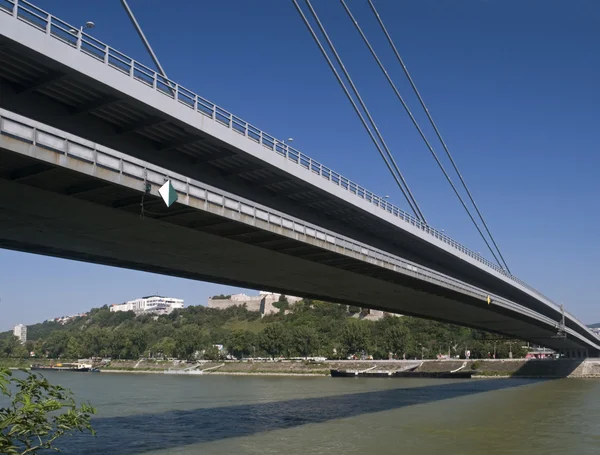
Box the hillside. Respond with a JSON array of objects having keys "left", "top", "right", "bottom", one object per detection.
[{"left": 0, "top": 300, "right": 527, "bottom": 360}]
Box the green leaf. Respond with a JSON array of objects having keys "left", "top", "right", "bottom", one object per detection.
[{"left": 0, "top": 370, "right": 96, "bottom": 455}]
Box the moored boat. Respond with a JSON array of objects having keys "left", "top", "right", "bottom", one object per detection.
[
  {"left": 330, "top": 369, "right": 472, "bottom": 379},
  {"left": 31, "top": 362, "right": 93, "bottom": 372}
]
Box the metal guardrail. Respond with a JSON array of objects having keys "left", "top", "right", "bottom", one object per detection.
[
  {"left": 3, "top": 107, "right": 597, "bottom": 349},
  {"left": 0, "top": 0, "right": 565, "bottom": 302}
]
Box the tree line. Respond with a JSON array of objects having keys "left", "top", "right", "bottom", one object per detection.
[{"left": 0, "top": 300, "right": 527, "bottom": 361}]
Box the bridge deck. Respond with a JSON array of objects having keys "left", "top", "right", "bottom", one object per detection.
[
  {"left": 0, "top": 0, "right": 552, "bottom": 302},
  {"left": 1, "top": 0, "right": 598, "bottom": 353},
  {"left": 0, "top": 108, "right": 597, "bottom": 353}
]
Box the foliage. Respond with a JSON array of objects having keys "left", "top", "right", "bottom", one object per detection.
[
  {"left": 202, "top": 346, "right": 221, "bottom": 361},
  {"left": 0, "top": 337, "right": 28, "bottom": 359},
  {"left": 381, "top": 320, "right": 410, "bottom": 357},
  {"left": 150, "top": 337, "right": 176, "bottom": 358},
  {"left": 210, "top": 294, "right": 231, "bottom": 300},
  {"left": 225, "top": 331, "right": 257, "bottom": 359},
  {"left": 174, "top": 325, "right": 204, "bottom": 359},
  {"left": 272, "top": 299, "right": 289, "bottom": 312},
  {"left": 0, "top": 368, "right": 95, "bottom": 454},
  {"left": 340, "top": 319, "right": 372, "bottom": 356},
  {"left": 0, "top": 300, "right": 529, "bottom": 361},
  {"left": 259, "top": 323, "right": 289, "bottom": 358},
  {"left": 291, "top": 325, "right": 320, "bottom": 357},
  {"left": 347, "top": 305, "right": 361, "bottom": 314}
]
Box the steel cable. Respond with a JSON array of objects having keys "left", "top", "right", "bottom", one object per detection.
[
  {"left": 367, "top": 0, "right": 511, "bottom": 272},
  {"left": 291, "top": 0, "right": 426, "bottom": 222}
]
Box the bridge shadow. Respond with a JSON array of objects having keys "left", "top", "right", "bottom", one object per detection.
[
  {"left": 509, "top": 358, "right": 585, "bottom": 378},
  {"left": 56, "top": 378, "right": 545, "bottom": 454}
]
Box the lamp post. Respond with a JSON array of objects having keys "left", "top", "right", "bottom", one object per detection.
[
  {"left": 69, "top": 21, "right": 95, "bottom": 49},
  {"left": 70, "top": 21, "right": 95, "bottom": 35}
]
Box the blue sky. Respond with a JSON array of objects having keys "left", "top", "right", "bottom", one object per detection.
[{"left": 1, "top": 0, "right": 599, "bottom": 330}]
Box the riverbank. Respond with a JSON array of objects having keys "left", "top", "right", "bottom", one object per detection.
[{"left": 5, "top": 358, "right": 599, "bottom": 378}]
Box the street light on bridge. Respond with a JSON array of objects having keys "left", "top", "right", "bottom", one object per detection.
[
  {"left": 69, "top": 21, "right": 95, "bottom": 35},
  {"left": 69, "top": 21, "right": 95, "bottom": 51}
]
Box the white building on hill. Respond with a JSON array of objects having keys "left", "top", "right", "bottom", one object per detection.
[
  {"left": 110, "top": 295, "right": 184, "bottom": 315},
  {"left": 13, "top": 324, "right": 27, "bottom": 344}
]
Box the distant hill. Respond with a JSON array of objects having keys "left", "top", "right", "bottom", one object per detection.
[
  {"left": 588, "top": 323, "right": 600, "bottom": 329},
  {"left": 0, "top": 301, "right": 529, "bottom": 361}
]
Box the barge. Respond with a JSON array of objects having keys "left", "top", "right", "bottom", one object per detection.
[
  {"left": 31, "top": 362, "right": 93, "bottom": 372},
  {"left": 330, "top": 369, "right": 472, "bottom": 379}
]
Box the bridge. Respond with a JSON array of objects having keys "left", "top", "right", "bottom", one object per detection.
[{"left": 1, "top": 0, "right": 598, "bottom": 357}]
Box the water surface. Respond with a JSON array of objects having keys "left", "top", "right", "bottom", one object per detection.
[{"left": 34, "top": 372, "right": 600, "bottom": 454}]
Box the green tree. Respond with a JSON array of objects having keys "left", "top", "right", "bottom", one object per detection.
[
  {"left": 382, "top": 323, "right": 410, "bottom": 357},
  {"left": 340, "top": 319, "right": 371, "bottom": 356},
  {"left": 211, "top": 294, "right": 231, "bottom": 300},
  {"left": 259, "top": 323, "right": 289, "bottom": 358},
  {"left": 80, "top": 328, "right": 108, "bottom": 358},
  {"left": 108, "top": 330, "right": 132, "bottom": 359},
  {"left": 0, "top": 301, "right": 532, "bottom": 363},
  {"left": 225, "top": 331, "right": 256, "bottom": 359},
  {"left": 24, "top": 341, "right": 35, "bottom": 355},
  {"left": 291, "top": 325, "right": 320, "bottom": 357},
  {"left": 11, "top": 345, "right": 30, "bottom": 360},
  {"left": 0, "top": 368, "right": 96, "bottom": 454},
  {"left": 65, "top": 336, "right": 83, "bottom": 360},
  {"left": 126, "top": 329, "right": 148, "bottom": 359},
  {"left": 203, "top": 345, "right": 221, "bottom": 361},
  {"left": 310, "top": 300, "right": 346, "bottom": 318},
  {"left": 174, "top": 325, "right": 204, "bottom": 359},
  {"left": 1, "top": 337, "right": 21, "bottom": 358},
  {"left": 151, "top": 337, "right": 177, "bottom": 358},
  {"left": 43, "top": 332, "right": 70, "bottom": 359}
]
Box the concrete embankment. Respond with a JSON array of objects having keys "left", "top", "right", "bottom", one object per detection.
[
  {"left": 87, "top": 359, "right": 600, "bottom": 378},
  {"left": 4, "top": 358, "right": 600, "bottom": 378},
  {"left": 418, "top": 359, "right": 600, "bottom": 378}
]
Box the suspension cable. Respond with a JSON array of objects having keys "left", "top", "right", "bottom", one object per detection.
[
  {"left": 120, "top": 0, "right": 172, "bottom": 92},
  {"left": 302, "top": 0, "right": 426, "bottom": 223},
  {"left": 291, "top": 0, "right": 426, "bottom": 223},
  {"left": 340, "top": 0, "right": 503, "bottom": 269},
  {"left": 367, "top": 0, "right": 511, "bottom": 273}
]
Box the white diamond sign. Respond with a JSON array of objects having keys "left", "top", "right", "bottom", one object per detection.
[{"left": 158, "top": 180, "right": 178, "bottom": 207}]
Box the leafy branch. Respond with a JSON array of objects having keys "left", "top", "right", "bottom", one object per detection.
[{"left": 0, "top": 368, "right": 96, "bottom": 454}]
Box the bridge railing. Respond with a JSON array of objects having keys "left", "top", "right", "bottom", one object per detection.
[
  {"left": 2, "top": 107, "right": 596, "bottom": 345},
  {"left": 0, "top": 0, "right": 553, "bottom": 300}
]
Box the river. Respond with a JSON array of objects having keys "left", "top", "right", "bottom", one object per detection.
[{"left": 28, "top": 372, "right": 600, "bottom": 454}]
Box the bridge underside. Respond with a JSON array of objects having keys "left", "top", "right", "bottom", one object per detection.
[
  {"left": 0, "top": 143, "right": 591, "bottom": 353},
  {"left": 3, "top": 22, "right": 598, "bottom": 351},
  {"left": 0, "top": 14, "right": 597, "bottom": 353},
  {"left": 0, "top": 31, "right": 570, "bottom": 324}
]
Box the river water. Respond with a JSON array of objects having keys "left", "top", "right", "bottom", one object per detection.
[{"left": 29, "top": 372, "right": 600, "bottom": 454}]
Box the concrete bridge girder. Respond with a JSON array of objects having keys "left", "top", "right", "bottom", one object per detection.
[{"left": 0, "top": 110, "right": 598, "bottom": 352}]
